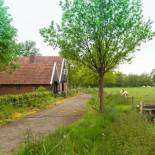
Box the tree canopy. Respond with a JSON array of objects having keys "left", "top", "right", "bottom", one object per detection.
[
  {"left": 68, "top": 64, "right": 153, "bottom": 88},
  {"left": 68, "top": 63, "right": 98, "bottom": 87},
  {"left": 151, "top": 68, "right": 155, "bottom": 84},
  {"left": 19, "top": 40, "right": 41, "bottom": 56},
  {"left": 41, "top": 0, "right": 154, "bottom": 112},
  {"left": 0, "top": 0, "right": 18, "bottom": 71}
]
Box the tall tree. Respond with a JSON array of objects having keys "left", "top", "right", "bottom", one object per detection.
[
  {"left": 19, "top": 40, "right": 41, "bottom": 56},
  {"left": 0, "top": 0, "right": 18, "bottom": 71},
  {"left": 41, "top": 0, "right": 154, "bottom": 112}
]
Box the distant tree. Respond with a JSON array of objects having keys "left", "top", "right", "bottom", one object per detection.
[
  {"left": 114, "top": 72, "right": 126, "bottom": 87},
  {"left": 19, "top": 40, "right": 41, "bottom": 56},
  {"left": 69, "top": 63, "right": 98, "bottom": 87},
  {"left": 41, "top": 0, "right": 154, "bottom": 112},
  {"left": 0, "top": 0, "right": 18, "bottom": 71},
  {"left": 114, "top": 73, "right": 153, "bottom": 87},
  {"left": 104, "top": 72, "right": 117, "bottom": 87},
  {"left": 151, "top": 69, "right": 155, "bottom": 84},
  {"left": 126, "top": 74, "right": 140, "bottom": 87},
  {"left": 68, "top": 62, "right": 153, "bottom": 87},
  {"left": 138, "top": 74, "right": 153, "bottom": 86}
]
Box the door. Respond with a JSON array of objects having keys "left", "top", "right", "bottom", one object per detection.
[{"left": 53, "top": 81, "right": 58, "bottom": 94}]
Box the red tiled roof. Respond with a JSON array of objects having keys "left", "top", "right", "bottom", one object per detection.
[{"left": 0, "top": 56, "right": 64, "bottom": 84}]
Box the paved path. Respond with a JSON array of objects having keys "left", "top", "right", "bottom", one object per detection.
[{"left": 0, "top": 94, "right": 91, "bottom": 155}]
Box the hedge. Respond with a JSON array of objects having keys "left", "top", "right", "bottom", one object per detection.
[{"left": 0, "top": 87, "right": 53, "bottom": 108}]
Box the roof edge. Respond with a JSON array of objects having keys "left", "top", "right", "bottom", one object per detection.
[
  {"left": 59, "top": 58, "right": 65, "bottom": 82},
  {"left": 50, "top": 62, "right": 56, "bottom": 84},
  {"left": 50, "top": 62, "right": 59, "bottom": 84}
]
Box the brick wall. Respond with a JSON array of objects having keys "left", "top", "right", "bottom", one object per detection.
[{"left": 0, "top": 84, "right": 52, "bottom": 95}]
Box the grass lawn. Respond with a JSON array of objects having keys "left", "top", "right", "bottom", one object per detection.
[
  {"left": 16, "top": 88, "right": 155, "bottom": 155},
  {"left": 106, "top": 87, "right": 155, "bottom": 105}
]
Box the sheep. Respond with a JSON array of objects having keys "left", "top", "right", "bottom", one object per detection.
[{"left": 120, "top": 89, "right": 128, "bottom": 97}]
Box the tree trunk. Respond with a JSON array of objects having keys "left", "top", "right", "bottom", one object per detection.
[{"left": 98, "top": 74, "right": 104, "bottom": 112}]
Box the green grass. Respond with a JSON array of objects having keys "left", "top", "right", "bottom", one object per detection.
[
  {"left": 0, "top": 91, "right": 63, "bottom": 124},
  {"left": 106, "top": 87, "right": 155, "bottom": 104},
  {"left": 16, "top": 88, "right": 155, "bottom": 155}
]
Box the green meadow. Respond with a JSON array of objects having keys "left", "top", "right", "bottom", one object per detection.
[{"left": 106, "top": 87, "right": 155, "bottom": 105}]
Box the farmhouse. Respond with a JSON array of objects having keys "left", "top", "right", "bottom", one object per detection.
[{"left": 0, "top": 56, "right": 68, "bottom": 95}]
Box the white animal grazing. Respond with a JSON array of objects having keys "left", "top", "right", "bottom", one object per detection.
[
  {"left": 122, "top": 90, "right": 128, "bottom": 97},
  {"left": 120, "top": 89, "right": 128, "bottom": 97}
]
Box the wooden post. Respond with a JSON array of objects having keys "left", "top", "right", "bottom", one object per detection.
[
  {"left": 131, "top": 96, "right": 134, "bottom": 106},
  {"left": 140, "top": 101, "right": 144, "bottom": 113}
]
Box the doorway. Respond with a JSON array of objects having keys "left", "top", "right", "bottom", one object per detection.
[
  {"left": 53, "top": 81, "right": 58, "bottom": 94},
  {"left": 62, "top": 83, "right": 64, "bottom": 92}
]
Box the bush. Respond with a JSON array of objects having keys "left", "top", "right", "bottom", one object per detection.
[
  {"left": 0, "top": 89, "right": 53, "bottom": 108},
  {"left": 35, "top": 87, "right": 48, "bottom": 93},
  {"left": 0, "top": 88, "right": 57, "bottom": 123}
]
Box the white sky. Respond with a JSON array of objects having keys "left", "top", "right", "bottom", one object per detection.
[{"left": 4, "top": 0, "right": 155, "bottom": 75}]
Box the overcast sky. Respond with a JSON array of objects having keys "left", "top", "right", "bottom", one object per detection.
[{"left": 4, "top": 0, "right": 155, "bottom": 75}]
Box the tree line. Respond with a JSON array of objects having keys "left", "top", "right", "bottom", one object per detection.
[
  {"left": 106, "top": 72, "right": 153, "bottom": 87},
  {"left": 68, "top": 64, "right": 154, "bottom": 88}
]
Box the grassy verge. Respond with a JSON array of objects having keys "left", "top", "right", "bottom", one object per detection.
[
  {"left": 16, "top": 89, "right": 155, "bottom": 155},
  {"left": 0, "top": 97, "right": 62, "bottom": 124},
  {"left": 0, "top": 88, "right": 64, "bottom": 124}
]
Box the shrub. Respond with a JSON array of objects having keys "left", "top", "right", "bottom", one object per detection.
[
  {"left": 35, "top": 87, "right": 48, "bottom": 92},
  {"left": 0, "top": 89, "right": 54, "bottom": 111},
  {"left": 0, "top": 89, "right": 57, "bottom": 123}
]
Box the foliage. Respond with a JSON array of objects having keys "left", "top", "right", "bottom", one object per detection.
[
  {"left": 35, "top": 86, "right": 49, "bottom": 93},
  {"left": 114, "top": 72, "right": 153, "bottom": 87},
  {"left": 68, "top": 62, "right": 118, "bottom": 88},
  {"left": 69, "top": 63, "right": 98, "bottom": 87},
  {"left": 15, "top": 89, "right": 155, "bottom": 155},
  {"left": 68, "top": 64, "right": 153, "bottom": 87},
  {"left": 41, "top": 0, "right": 154, "bottom": 112},
  {"left": 0, "top": 87, "right": 56, "bottom": 123},
  {"left": 19, "top": 40, "right": 41, "bottom": 56},
  {"left": 0, "top": 0, "right": 19, "bottom": 71},
  {"left": 0, "top": 90, "right": 51, "bottom": 107},
  {"left": 41, "top": 0, "right": 153, "bottom": 71},
  {"left": 151, "top": 68, "right": 155, "bottom": 84}
]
